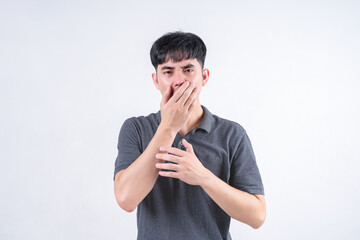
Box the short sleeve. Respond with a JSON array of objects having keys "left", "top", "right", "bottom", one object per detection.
[
  {"left": 113, "top": 117, "right": 142, "bottom": 180},
  {"left": 229, "top": 130, "right": 264, "bottom": 195}
]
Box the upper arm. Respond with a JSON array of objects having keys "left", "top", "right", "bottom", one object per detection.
[
  {"left": 114, "top": 169, "right": 125, "bottom": 182},
  {"left": 113, "top": 118, "right": 142, "bottom": 180},
  {"left": 254, "top": 194, "right": 266, "bottom": 207},
  {"left": 254, "top": 194, "right": 266, "bottom": 220},
  {"left": 229, "top": 130, "right": 265, "bottom": 195}
]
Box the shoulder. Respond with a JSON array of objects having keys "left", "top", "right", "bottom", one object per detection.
[
  {"left": 203, "top": 110, "right": 252, "bottom": 161},
  {"left": 121, "top": 111, "right": 160, "bottom": 135},
  {"left": 211, "top": 112, "right": 247, "bottom": 139},
  {"left": 123, "top": 111, "right": 159, "bottom": 125}
]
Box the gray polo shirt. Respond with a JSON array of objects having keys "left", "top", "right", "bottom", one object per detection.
[{"left": 114, "top": 106, "right": 264, "bottom": 240}]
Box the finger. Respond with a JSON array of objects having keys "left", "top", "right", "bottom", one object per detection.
[
  {"left": 159, "top": 171, "right": 179, "bottom": 178},
  {"left": 183, "top": 87, "right": 197, "bottom": 109},
  {"left": 155, "top": 163, "right": 179, "bottom": 171},
  {"left": 160, "top": 86, "right": 171, "bottom": 106},
  {"left": 171, "top": 81, "right": 190, "bottom": 103},
  {"left": 187, "top": 96, "right": 197, "bottom": 113},
  {"left": 159, "top": 146, "right": 186, "bottom": 156},
  {"left": 155, "top": 153, "right": 180, "bottom": 163},
  {"left": 177, "top": 83, "right": 195, "bottom": 105},
  {"left": 182, "top": 139, "right": 194, "bottom": 153}
]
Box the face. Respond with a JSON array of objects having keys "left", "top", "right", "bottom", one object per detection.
[{"left": 152, "top": 58, "right": 209, "bottom": 99}]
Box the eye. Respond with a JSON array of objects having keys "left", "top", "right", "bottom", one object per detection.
[
  {"left": 163, "top": 71, "right": 172, "bottom": 75},
  {"left": 185, "top": 69, "right": 193, "bottom": 73}
]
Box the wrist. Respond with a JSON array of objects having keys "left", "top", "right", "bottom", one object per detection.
[
  {"left": 158, "top": 122, "right": 178, "bottom": 136},
  {"left": 199, "top": 168, "right": 214, "bottom": 189}
]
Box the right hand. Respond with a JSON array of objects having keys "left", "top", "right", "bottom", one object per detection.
[{"left": 159, "top": 81, "right": 198, "bottom": 133}]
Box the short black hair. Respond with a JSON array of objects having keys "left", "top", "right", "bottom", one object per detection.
[{"left": 150, "top": 31, "right": 207, "bottom": 71}]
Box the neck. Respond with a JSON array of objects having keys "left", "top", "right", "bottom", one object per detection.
[{"left": 179, "top": 103, "right": 204, "bottom": 137}]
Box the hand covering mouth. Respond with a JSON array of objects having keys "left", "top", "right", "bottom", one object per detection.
[{"left": 171, "top": 82, "right": 186, "bottom": 97}]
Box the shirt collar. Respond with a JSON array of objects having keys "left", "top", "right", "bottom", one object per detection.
[{"left": 195, "top": 105, "right": 214, "bottom": 133}]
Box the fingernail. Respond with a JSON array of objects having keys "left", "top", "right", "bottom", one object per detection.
[
  {"left": 159, "top": 147, "right": 164, "bottom": 151},
  {"left": 155, "top": 154, "right": 159, "bottom": 158}
]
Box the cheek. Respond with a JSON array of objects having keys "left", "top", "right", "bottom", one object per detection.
[
  {"left": 194, "top": 81, "right": 202, "bottom": 89},
  {"left": 158, "top": 80, "right": 170, "bottom": 90},
  {"left": 160, "top": 83, "right": 172, "bottom": 95}
]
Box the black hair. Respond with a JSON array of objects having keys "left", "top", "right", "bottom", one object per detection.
[{"left": 150, "top": 31, "right": 207, "bottom": 71}]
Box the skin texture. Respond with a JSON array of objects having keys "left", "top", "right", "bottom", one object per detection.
[{"left": 114, "top": 58, "right": 266, "bottom": 229}]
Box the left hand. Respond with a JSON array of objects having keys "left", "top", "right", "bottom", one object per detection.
[{"left": 155, "top": 139, "right": 210, "bottom": 186}]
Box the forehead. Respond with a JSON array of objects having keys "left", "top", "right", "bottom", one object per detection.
[{"left": 157, "top": 58, "right": 201, "bottom": 70}]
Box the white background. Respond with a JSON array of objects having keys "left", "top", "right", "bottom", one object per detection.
[{"left": 1, "top": 0, "right": 359, "bottom": 239}]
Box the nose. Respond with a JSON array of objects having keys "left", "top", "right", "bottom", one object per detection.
[{"left": 172, "top": 71, "right": 186, "bottom": 90}]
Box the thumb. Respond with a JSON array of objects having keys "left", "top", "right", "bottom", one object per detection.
[
  {"left": 182, "top": 139, "right": 194, "bottom": 153},
  {"left": 160, "top": 86, "right": 171, "bottom": 106}
]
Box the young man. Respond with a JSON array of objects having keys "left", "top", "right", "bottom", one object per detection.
[{"left": 114, "top": 32, "right": 266, "bottom": 239}]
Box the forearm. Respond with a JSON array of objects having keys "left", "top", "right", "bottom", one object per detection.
[
  {"left": 114, "top": 124, "right": 176, "bottom": 212},
  {"left": 200, "top": 170, "right": 266, "bottom": 229}
]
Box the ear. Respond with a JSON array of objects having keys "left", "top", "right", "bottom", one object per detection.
[
  {"left": 152, "top": 73, "right": 160, "bottom": 90},
  {"left": 201, "top": 68, "right": 209, "bottom": 87}
]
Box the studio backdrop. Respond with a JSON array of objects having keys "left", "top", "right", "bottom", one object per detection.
[{"left": 1, "top": 0, "right": 359, "bottom": 239}]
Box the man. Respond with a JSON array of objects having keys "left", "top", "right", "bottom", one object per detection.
[{"left": 114, "top": 31, "right": 266, "bottom": 239}]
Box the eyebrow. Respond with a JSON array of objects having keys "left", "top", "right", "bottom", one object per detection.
[
  {"left": 160, "top": 64, "right": 195, "bottom": 71},
  {"left": 182, "top": 64, "right": 195, "bottom": 69}
]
